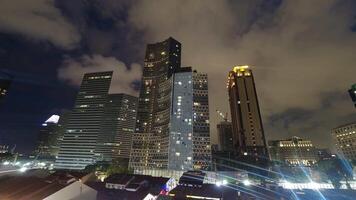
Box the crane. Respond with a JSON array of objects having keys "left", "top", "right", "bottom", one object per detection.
[{"left": 216, "top": 110, "right": 229, "bottom": 122}]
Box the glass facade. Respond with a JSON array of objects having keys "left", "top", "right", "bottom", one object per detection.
[
  {"left": 130, "top": 37, "right": 181, "bottom": 170},
  {"left": 169, "top": 71, "right": 194, "bottom": 170},
  {"left": 95, "top": 94, "right": 137, "bottom": 165},
  {"left": 55, "top": 71, "right": 113, "bottom": 170}
]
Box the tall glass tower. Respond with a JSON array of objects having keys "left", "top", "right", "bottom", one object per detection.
[
  {"left": 169, "top": 68, "right": 211, "bottom": 171},
  {"left": 227, "top": 66, "right": 268, "bottom": 164},
  {"left": 94, "top": 93, "right": 137, "bottom": 167},
  {"left": 130, "top": 37, "right": 181, "bottom": 170},
  {"left": 55, "top": 71, "right": 113, "bottom": 170}
]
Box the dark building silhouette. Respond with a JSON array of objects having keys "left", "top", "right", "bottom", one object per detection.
[
  {"left": 349, "top": 84, "right": 356, "bottom": 108},
  {"left": 35, "top": 115, "right": 60, "bottom": 159},
  {"left": 34, "top": 111, "right": 70, "bottom": 159},
  {"left": 227, "top": 65, "right": 268, "bottom": 165},
  {"left": 95, "top": 93, "right": 138, "bottom": 167},
  {"left": 217, "top": 121, "right": 233, "bottom": 152}
]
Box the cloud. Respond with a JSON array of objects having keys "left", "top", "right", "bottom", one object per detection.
[
  {"left": 58, "top": 54, "right": 142, "bottom": 96},
  {"left": 128, "top": 0, "right": 356, "bottom": 147},
  {"left": 0, "top": 0, "right": 80, "bottom": 49}
]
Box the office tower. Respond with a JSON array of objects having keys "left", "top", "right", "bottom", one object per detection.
[
  {"left": 34, "top": 115, "right": 60, "bottom": 159},
  {"left": 191, "top": 71, "right": 211, "bottom": 170},
  {"left": 130, "top": 37, "right": 181, "bottom": 170},
  {"left": 217, "top": 121, "right": 233, "bottom": 152},
  {"left": 51, "top": 111, "right": 70, "bottom": 157},
  {"left": 349, "top": 84, "right": 356, "bottom": 108},
  {"left": 168, "top": 68, "right": 211, "bottom": 171},
  {"left": 268, "top": 137, "right": 317, "bottom": 166},
  {"left": 55, "top": 71, "right": 113, "bottom": 170},
  {"left": 0, "top": 72, "right": 11, "bottom": 105},
  {"left": 332, "top": 122, "right": 356, "bottom": 160},
  {"left": 95, "top": 94, "right": 137, "bottom": 166},
  {"left": 227, "top": 65, "right": 268, "bottom": 163}
]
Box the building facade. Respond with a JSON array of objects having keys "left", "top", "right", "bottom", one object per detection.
[
  {"left": 268, "top": 137, "right": 317, "bottom": 166},
  {"left": 55, "top": 71, "right": 113, "bottom": 170},
  {"left": 217, "top": 121, "right": 233, "bottom": 152},
  {"left": 130, "top": 38, "right": 211, "bottom": 171},
  {"left": 349, "top": 84, "right": 356, "bottom": 108},
  {"left": 332, "top": 122, "right": 356, "bottom": 160},
  {"left": 34, "top": 115, "right": 60, "bottom": 159},
  {"left": 191, "top": 71, "right": 211, "bottom": 170},
  {"left": 130, "top": 37, "right": 181, "bottom": 170},
  {"left": 227, "top": 65, "right": 268, "bottom": 163},
  {"left": 168, "top": 68, "right": 211, "bottom": 171},
  {"left": 94, "top": 94, "right": 138, "bottom": 166}
]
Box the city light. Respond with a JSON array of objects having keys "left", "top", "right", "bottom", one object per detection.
[
  {"left": 243, "top": 179, "right": 251, "bottom": 186},
  {"left": 19, "top": 167, "right": 28, "bottom": 173},
  {"left": 215, "top": 180, "right": 228, "bottom": 187}
]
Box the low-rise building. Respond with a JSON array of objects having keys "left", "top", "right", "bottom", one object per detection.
[
  {"left": 0, "top": 171, "right": 96, "bottom": 200},
  {"left": 268, "top": 136, "right": 318, "bottom": 166},
  {"left": 87, "top": 173, "right": 175, "bottom": 200}
]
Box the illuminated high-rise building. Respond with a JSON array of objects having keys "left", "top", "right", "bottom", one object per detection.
[
  {"left": 332, "top": 122, "right": 356, "bottom": 160},
  {"left": 55, "top": 71, "right": 113, "bottom": 170},
  {"left": 227, "top": 65, "right": 268, "bottom": 163},
  {"left": 349, "top": 84, "right": 356, "bottom": 108},
  {"left": 94, "top": 93, "right": 137, "bottom": 166},
  {"left": 130, "top": 37, "right": 182, "bottom": 170},
  {"left": 168, "top": 68, "right": 211, "bottom": 171}
]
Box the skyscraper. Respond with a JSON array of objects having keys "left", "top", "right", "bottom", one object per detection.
[
  {"left": 55, "top": 71, "right": 113, "bottom": 170},
  {"left": 95, "top": 93, "right": 138, "bottom": 167},
  {"left": 130, "top": 37, "right": 181, "bottom": 170},
  {"left": 349, "top": 84, "right": 356, "bottom": 108},
  {"left": 217, "top": 121, "right": 233, "bottom": 152},
  {"left": 227, "top": 65, "right": 268, "bottom": 163},
  {"left": 332, "top": 122, "right": 356, "bottom": 160},
  {"left": 34, "top": 115, "right": 60, "bottom": 159},
  {"left": 169, "top": 68, "right": 211, "bottom": 171},
  {"left": 191, "top": 71, "right": 211, "bottom": 170}
]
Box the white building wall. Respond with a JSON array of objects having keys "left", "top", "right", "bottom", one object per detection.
[{"left": 44, "top": 181, "right": 97, "bottom": 200}]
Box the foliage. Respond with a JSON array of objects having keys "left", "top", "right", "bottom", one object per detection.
[
  {"left": 106, "top": 165, "right": 133, "bottom": 177},
  {"left": 0, "top": 152, "right": 14, "bottom": 162}
]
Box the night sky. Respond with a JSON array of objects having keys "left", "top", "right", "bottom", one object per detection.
[{"left": 0, "top": 0, "right": 356, "bottom": 153}]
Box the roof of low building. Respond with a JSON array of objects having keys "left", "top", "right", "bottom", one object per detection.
[{"left": 87, "top": 173, "right": 169, "bottom": 200}]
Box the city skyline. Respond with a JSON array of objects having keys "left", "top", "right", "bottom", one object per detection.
[
  {"left": 0, "top": 0, "right": 356, "bottom": 153},
  {"left": 1, "top": 1, "right": 356, "bottom": 199}
]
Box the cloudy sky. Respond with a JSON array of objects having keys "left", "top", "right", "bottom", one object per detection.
[{"left": 0, "top": 0, "right": 355, "bottom": 153}]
